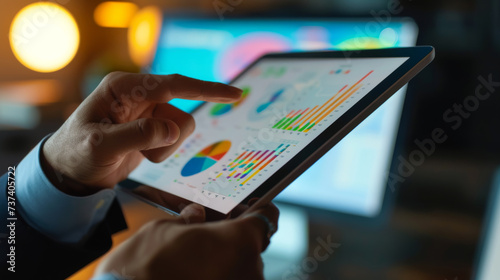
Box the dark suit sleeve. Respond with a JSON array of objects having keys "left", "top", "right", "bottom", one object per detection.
[{"left": 0, "top": 172, "right": 128, "bottom": 279}]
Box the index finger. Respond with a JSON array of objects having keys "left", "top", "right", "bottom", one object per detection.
[{"left": 106, "top": 72, "right": 242, "bottom": 104}]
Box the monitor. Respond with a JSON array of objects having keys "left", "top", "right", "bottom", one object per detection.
[
  {"left": 149, "top": 17, "right": 418, "bottom": 217},
  {"left": 474, "top": 169, "right": 500, "bottom": 280}
]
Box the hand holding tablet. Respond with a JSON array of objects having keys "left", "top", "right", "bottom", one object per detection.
[{"left": 122, "top": 46, "right": 435, "bottom": 219}]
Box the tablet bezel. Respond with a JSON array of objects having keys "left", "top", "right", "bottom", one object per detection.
[{"left": 119, "top": 46, "right": 435, "bottom": 220}]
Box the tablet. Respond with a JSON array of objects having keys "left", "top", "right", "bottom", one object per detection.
[{"left": 120, "top": 46, "right": 435, "bottom": 219}]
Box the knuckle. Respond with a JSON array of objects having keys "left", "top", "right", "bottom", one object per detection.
[
  {"left": 174, "top": 110, "right": 196, "bottom": 135},
  {"left": 144, "top": 150, "right": 168, "bottom": 163},
  {"left": 141, "top": 219, "right": 167, "bottom": 233},
  {"left": 102, "top": 71, "right": 124, "bottom": 88},
  {"left": 185, "top": 114, "right": 196, "bottom": 134},
  {"left": 80, "top": 127, "right": 102, "bottom": 154},
  {"left": 102, "top": 72, "right": 130, "bottom": 98},
  {"left": 176, "top": 227, "right": 217, "bottom": 248},
  {"left": 167, "top": 73, "right": 183, "bottom": 81},
  {"left": 136, "top": 119, "right": 158, "bottom": 147}
]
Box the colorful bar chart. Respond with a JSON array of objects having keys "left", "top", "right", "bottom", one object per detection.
[
  {"left": 215, "top": 143, "right": 291, "bottom": 186},
  {"left": 272, "top": 70, "right": 373, "bottom": 132}
]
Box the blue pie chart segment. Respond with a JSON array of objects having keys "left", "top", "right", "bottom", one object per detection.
[
  {"left": 180, "top": 140, "right": 231, "bottom": 177},
  {"left": 181, "top": 157, "right": 217, "bottom": 177}
]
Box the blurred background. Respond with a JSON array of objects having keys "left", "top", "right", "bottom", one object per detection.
[{"left": 1, "top": 0, "right": 499, "bottom": 279}]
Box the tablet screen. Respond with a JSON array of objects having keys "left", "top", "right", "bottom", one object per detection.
[{"left": 129, "top": 56, "right": 409, "bottom": 214}]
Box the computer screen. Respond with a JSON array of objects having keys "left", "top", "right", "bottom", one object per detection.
[
  {"left": 475, "top": 169, "right": 500, "bottom": 280},
  {"left": 149, "top": 18, "right": 418, "bottom": 217}
]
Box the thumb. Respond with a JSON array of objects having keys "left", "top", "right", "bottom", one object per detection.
[
  {"left": 178, "top": 204, "right": 206, "bottom": 224},
  {"left": 103, "top": 118, "right": 180, "bottom": 156}
]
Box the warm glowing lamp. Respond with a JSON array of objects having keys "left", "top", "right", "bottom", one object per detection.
[
  {"left": 94, "top": 1, "right": 138, "bottom": 28},
  {"left": 127, "top": 6, "right": 162, "bottom": 67},
  {"left": 9, "top": 3, "right": 80, "bottom": 73}
]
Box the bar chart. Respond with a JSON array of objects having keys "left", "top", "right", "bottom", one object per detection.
[
  {"left": 272, "top": 70, "right": 373, "bottom": 132},
  {"left": 212, "top": 143, "right": 291, "bottom": 188}
]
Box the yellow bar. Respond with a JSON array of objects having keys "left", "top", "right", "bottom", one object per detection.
[
  {"left": 227, "top": 169, "right": 238, "bottom": 178},
  {"left": 240, "top": 158, "right": 272, "bottom": 186}
]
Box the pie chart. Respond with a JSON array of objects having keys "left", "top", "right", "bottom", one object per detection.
[
  {"left": 210, "top": 87, "right": 250, "bottom": 117},
  {"left": 181, "top": 140, "right": 231, "bottom": 177}
]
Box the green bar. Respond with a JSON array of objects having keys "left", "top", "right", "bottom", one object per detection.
[
  {"left": 273, "top": 117, "right": 287, "bottom": 128},
  {"left": 285, "top": 114, "right": 301, "bottom": 130},
  {"left": 298, "top": 123, "right": 309, "bottom": 132},
  {"left": 243, "top": 163, "right": 255, "bottom": 172},
  {"left": 292, "top": 125, "right": 300, "bottom": 131},
  {"left": 230, "top": 158, "right": 245, "bottom": 171},
  {"left": 277, "top": 117, "right": 292, "bottom": 129},
  {"left": 276, "top": 118, "right": 289, "bottom": 129},
  {"left": 305, "top": 122, "right": 315, "bottom": 131},
  {"left": 279, "top": 117, "right": 295, "bottom": 130}
]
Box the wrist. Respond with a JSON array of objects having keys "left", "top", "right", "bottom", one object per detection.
[{"left": 41, "top": 137, "right": 101, "bottom": 196}]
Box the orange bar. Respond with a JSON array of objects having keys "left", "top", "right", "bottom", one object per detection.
[
  {"left": 316, "top": 85, "right": 362, "bottom": 123},
  {"left": 312, "top": 85, "right": 348, "bottom": 115},
  {"left": 286, "top": 107, "right": 310, "bottom": 129},
  {"left": 241, "top": 151, "right": 261, "bottom": 169},
  {"left": 228, "top": 150, "right": 254, "bottom": 176},
  {"left": 307, "top": 71, "right": 373, "bottom": 126},
  {"left": 295, "top": 105, "right": 321, "bottom": 130},
  {"left": 239, "top": 150, "right": 271, "bottom": 179},
  {"left": 306, "top": 84, "right": 362, "bottom": 132},
  {"left": 227, "top": 151, "right": 247, "bottom": 169},
  {"left": 307, "top": 86, "right": 353, "bottom": 125},
  {"left": 240, "top": 153, "right": 278, "bottom": 185},
  {"left": 296, "top": 85, "right": 348, "bottom": 130},
  {"left": 289, "top": 109, "right": 301, "bottom": 118},
  {"left": 240, "top": 151, "right": 258, "bottom": 167},
  {"left": 280, "top": 110, "right": 302, "bottom": 130},
  {"left": 356, "top": 70, "right": 374, "bottom": 85}
]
